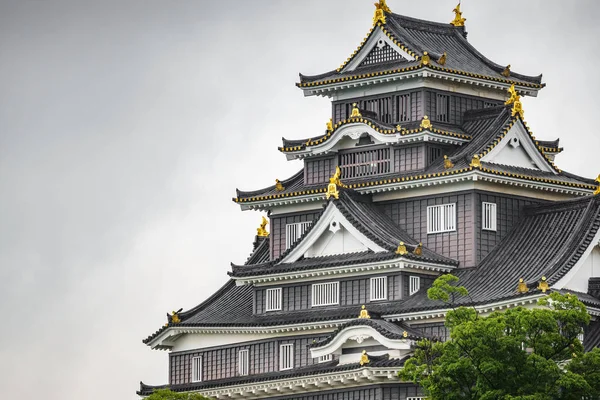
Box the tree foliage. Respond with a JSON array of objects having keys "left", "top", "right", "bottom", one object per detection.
[
  {"left": 145, "top": 389, "right": 211, "bottom": 400},
  {"left": 399, "top": 274, "right": 600, "bottom": 400}
]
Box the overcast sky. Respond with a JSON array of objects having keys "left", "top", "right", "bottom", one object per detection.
[{"left": 0, "top": 1, "right": 599, "bottom": 399}]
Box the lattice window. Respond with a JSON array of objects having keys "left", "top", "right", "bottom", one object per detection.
[
  {"left": 238, "top": 350, "right": 249, "bottom": 376},
  {"left": 318, "top": 354, "right": 333, "bottom": 363},
  {"left": 436, "top": 94, "right": 450, "bottom": 122},
  {"left": 361, "top": 41, "right": 404, "bottom": 66},
  {"left": 482, "top": 202, "right": 497, "bottom": 231},
  {"left": 279, "top": 344, "right": 294, "bottom": 371},
  {"left": 191, "top": 356, "right": 202, "bottom": 382},
  {"left": 428, "top": 146, "right": 443, "bottom": 164},
  {"left": 427, "top": 203, "right": 456, "bottom": 234},
  {"left": 370, "top": 276, "right": 387, "bottom": 301},
  {"left": 265, "top": 288, "right": 282, "bottom": 312},
  {"left": 285, "top": 221, "right": 312, "bottom": 249},
  {"left": 409, "top": 276, "right": 421, "bottom": 296},
  {"left": 312, "top": 282, "right": 339, "bottom": 307},
  {"left": 396, "top": 93, "right": 411, "bottom": 122},
  {"left": 339, "top": 148, "right": 391, "bottom": 179}
]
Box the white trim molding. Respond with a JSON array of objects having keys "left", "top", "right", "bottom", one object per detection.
[{"left": 342, "top": 28, "right": 415, "bottom": 73}]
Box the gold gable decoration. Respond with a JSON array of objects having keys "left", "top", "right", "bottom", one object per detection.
[
  {"left": 358, "top": 305, "right": 371, "bottom": 319},
  {"left": 438, "top": 52, "right": 447, "bottom": 65},
  {"left": 402, "top": 330, "right": 408, "bottom": 338},
  {"left": 257, "top": 216, "right": 269, "bottom": 237},
  {"left": 326, "top": 166, "right": 343, "bottom": 200},
  {"left": 444, "top": 155, "right": 454, "bottom": 169},
  {"left": 538, "top": 276, "right": 550, "bottom": 293},
  {"left": 517, "top": 278, "right": 529, "bottom": 294},
  {"left": 420, "top": 115, "right": 432, "bottom": 129},
  {"left": 396, "top": 241, "right": 408, "bottom": 255},
  {"left": 420, "top": 51, "right": 431, "bottom": 66},
  {"left": 326, "top": 118, "right": 333, "bottom": 132},
  {"left": 165, "top": 308, "right": 183, "bottom": 326},
  {"left": 450, "top": 3, "right": 466, "bottom": 27},
  {"left": 594, "top": 174, "right": 600, "bottom": 196},
  {"left": 275, "top": 179, "right": 285, "bottom": 192},
  {"left": 350, "top": 103, "right": 362, "bottom": 118},
  {"left": 360, "top": 350, "right": 370, "bottom": 366},
  {"left": 373, "top": 0, "right": 391, "bottom": 26},
  {"left": 505, "top": 84, "right": 524, "bottom": 118},
  {"left": 470, "top": 154, "right": 482, "bottom": 168},
  {"left": 413, "top": 243, "right": 423, "bottom": 256},
  {"left": 502, "top": 64, "right": 511, "bottom": 77}
]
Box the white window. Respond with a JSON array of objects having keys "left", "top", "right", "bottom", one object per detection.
[
  {"left": 265, "top": 288, "right": 282, "bottom": 312},
  {"left": 482, "top": 202, "right": 497, "bottom": 231},
  {"left": 409, "top": 276, "right": 420, "bottom": 296},
  {"left": 280, "top": 344, "right": 294, "bottom": 370},
  {"left": 191, "top": 356, "right": 202, "bottom": 382},
  {"left": 370, "top": 276, "right": 387, "bottom": 301},
  {"left": 311, "top": 282, "right": 339, "bottom": 307},
  {"left": 318, "top": 354, "right": 333, "bottom": 363},
  {"left": 285, "top": 221, "right": 312, "bottom": 249},
  {"left": 238, "top": 350, "right": 249, "bottom": 376},
  {"left": 427, "top": 203, "right": 456, "bottom": 234}
]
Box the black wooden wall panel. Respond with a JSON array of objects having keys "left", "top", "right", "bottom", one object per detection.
[
  {"left": 410, "top": 322, "right": 449, "bottom": 341},
  {"left": 394, "top": 145, "right": 425, "bottom": 172},
  {"left": 379, "top": 192, "right": 475, "bottom": 267},
  {"left": 305, "top": 157, "right": 336, "bottom": 185},
  {"left": 270, "top": 211, "right": 321, "bottom": 260},
  {"left": 267, "top": 384, "right": 423, "bottom": 400}
]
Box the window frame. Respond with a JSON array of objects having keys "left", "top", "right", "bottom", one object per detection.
[
  {"left": 318, "top": 354, "right": 333, "bottom": 363},
  {"left": 311, "top": 281, "right": 340, "bottom": 307},
  {"left": 427, "top": 203, "right": 456, "bottom": 234},
  {"left": 409, "top": 276, "right": 421, "bottom": 296},
  {"left": 279, "top": 343, "right": 294, "bottom": 371},
  {"left": 191, "top": 356, "right": 202, "bottom": 383},
  {"left": 370, "top": 276, "right": 388, "bottom": 301},
  {"left": 482, "top": 202, "right": 497, "bottom": 231},
  {"left": 285, "top": 221, "right": 312, "bottom": 249},
  {"left": 265, "top": 287, "right": 282, "bottom": 312},
  {"left": 238, "top": 349, "right": 249, "bottom": 376}
]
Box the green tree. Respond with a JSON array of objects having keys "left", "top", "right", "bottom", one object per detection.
[
  {"left": 399, "top": 274, "right": 600, "bottom": 400},
  {"left": 145, "top": 389, "right": 211, "bottom": 400}
]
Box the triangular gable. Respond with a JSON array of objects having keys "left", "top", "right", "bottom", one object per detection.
[
  {"left": 554, "top": 237, "right": 600, "bottom": 293},
  {"left": 481, "top": 119, "right": 556, "bottom": 173},
  {"left": 342, "top": 28, "right": 415, "bottom": 73},
  {"left": 280, "top": 201, "right": 386, "bottom": 264}
]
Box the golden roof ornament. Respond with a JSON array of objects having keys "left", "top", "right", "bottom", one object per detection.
[
  {"left": 360, "top": 350, "right": 370, "bottom": 366},
  {"left": 413, "top": 243, "right": 423, "bottom": 256},
  {"left": 505, "top": 84, "right": 525, "bottom": 118},
  {"left": 420, "top": 115, "right": 432, "bottom": 129},
  {"left": 438, "top": 52, "right": 447, "bottom": 65},
  {"left": 166, "top": 308, "right": 183, "bottom": 326},
  {"left": 450, "top": 3, "right": 466, "bottom": 27},
  {"left": 444, "top": 155, "right": 454, "bottom": 169},
  {"left": 257, "top": 216, "right": 269, "bottom": 237},
  {"left": 275, "top": 179, "right": 285, "bottom": 192},
  {"left": 350, "top": 103, "right": 362, "bottom": 118},
  {"left": 326, "top": 166, "right": 342, "bottom": 200},
  {"left": 502, "top": 64, "right": 511, "bottom": 77},
  {"left": 517, "top": 278, "right": 529, "bottom": 293},
  {"left": 326, "top": 118, "right": 333, "bottom": 132},
  {"left": 396, "top": 124, "right": 402, "bottom": 132},
  {"left": 420, "top": 51, "right": 430, "bottom": 66},
  {"left": 358, "top": 305, "right": 371, "bottom": 319},
  {"left": 594, "top": 175, "right": 600, "bottom": 196},
  {"left": 373, "top": 0, "right": 391, "bottom": 26},
  {"left": 470, "top": 154, "right": 482, "bottom": 168},
  {"left": 538, "top": 276, "right": 550, "bottom": 293},
  {"left": 396, "top": 241, "right": 408, "bottom": 255},
  {"left": 402, "top": 330, "right": 408, "bottom": 338}
]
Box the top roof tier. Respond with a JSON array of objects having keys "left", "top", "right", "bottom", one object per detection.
[{"left": 297, "top": 9, "right": 543, "bottom": 97}]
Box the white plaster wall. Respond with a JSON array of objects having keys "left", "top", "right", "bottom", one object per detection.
[
  {"left": 562, "top": 245, "right": 600, "bottom": 293},
  {"left": 306, "top": 225, "right": 368, "bottom": 257},
  {"left": 488, "top": 143, "right": 539, "bottom": 170}
]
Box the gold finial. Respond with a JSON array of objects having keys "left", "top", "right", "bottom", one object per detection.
[
  {"left": 326, "top": 166, "right": 342, "bottom": 200},
  {"left": 594, "top": 175, "right": 600, "bottom": 196},
  {"left": 538, "top": 276, "right": 550, "bottom": 293},
  {"left": 350, "top": 103, "right": 362, "bottom": 118},
  {"left": 420, "top": 115, "right": 432, "bottom": 129},
  {"left": 450, "top": 3, "right": 466, "bottom": 27},
  {"left": 275, "top": 179, "right": 285, "bottom": 192},
  {"left": 438, "top": 52, "right": 447, "bottom": 65},
  {"left": 257, "top": 216, "right": 269, "bottom": 237},
  {"left": 373, "top": 0, "right": 390, "bottom": 25},
  {"left": 517, "top": 278, "right": 529, "bottom": 293},
  {"left": 420, "top": 51, "right": 430, "bottom": 66},
  {"left": 413, "top": 243, "right": 423, "bottom": 256},
  {"left": 358, "top": 305, "right": 371, "bottom": 319},
  {"left": 359, "top": 350, "right": 370, "bottom": 366},
  {"left": 396, "top": 241, "right": 408, "bottom": 255},
  {"left": 326, "top": 118, "right": 333, "bottom": 132},
  {"left": 402, "top": 330, "right": 408, "bottom": 338},
  {"left": 505, "top": 84, "right": 524, "bottom": 118},
  {"left": 396, "top": 124, "right": 402, "bottom": 132},
  {"left": 470, "top": 154, "right": 482, "bottom": 168},
  {"left": 166, "top": 309, "right": 182, "bottom": 326},
  {"left": 444, "top": 155, "right": 454, "bottom": 169},
  {"left": 502, "top": 65, "right": 511, "bottom": 77}
]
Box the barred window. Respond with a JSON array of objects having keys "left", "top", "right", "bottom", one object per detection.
[
  {"left": 427, "top": 203, "right": 456, "bottom": 234},
  {"left": 279, "top": 344, "right": 294, "bottom": 371},
  {"left": 238, "top": 350, "right": 249, "bottom": 376},
  {"left": 285, "top": 221, "right": 312, "bottom": 249},
  {"left": 311, "top": 282, "right": 339, "bottom": 307},
  {"left": 265, "top": 288, "right": 282, "bottom": 312},
  {"left": 409, "top": 276, "right": 420, "bottom": 296},
  {"left": 318, "top": 354, "right": 333, "bottom": 363},
  {"left": 436, "top": 94, "right": 450, "bottom": 122},
  {"left": 191, "top": 356, "right": 202, "bottom": 382},
  {"left": 370, "top": 276, "right": 387, "bottom": 301},
  {"left": 339, "top": 148, "right": 391, "bottom": 179},
  {"left": 482, "top": 202, "right": 497, "bottom": 231}
]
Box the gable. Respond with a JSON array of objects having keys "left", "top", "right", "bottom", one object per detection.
[
  {"left": 342, "top": 28, "right": 415, "bottom": 73},
  {"left": 280, "top": 202, "right": 386, "bottom": 264},
  {"left": 481, "top": 120, "right": 555, "bottom": 173},
  {"left": 554, "top": 242, "right": 600, "bottom": 293}
]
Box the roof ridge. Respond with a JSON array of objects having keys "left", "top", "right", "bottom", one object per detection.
[{"left": 235, "top": 168, "right": 304, "bottom": 197}]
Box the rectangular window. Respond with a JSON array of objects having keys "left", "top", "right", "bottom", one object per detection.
[
  {"left": 370, "top": 276, "right": 387, "bottom": 301},
  {"left": 427, "top": 203, "right": 456, "bottom": 234},
  {"left": 436, "top": 94, "right": 450, "bottom": 123},
  {"left": 191, "top": 356, "right": 202, "bottom": 382},
  {"left": 409, "top": 276, "right": 420, "bottom": 296},
  {"left": 285, "top": 221, "right": 312, "bottom": 249},
  {"left": 238, "top": 350, "right": 249, "bottom": 376},
  {"left": 279, "top": 344, "right": 294, "bottom": 371},
  {"left": 396, "top": 94, "right": 411, "bottom": 122},
  {"left": 311, "top": 282, "right": 339, "bottom": 307},
  {"left": 318, "top": 354, "right": 333, "bottom": 363},
  {"left": 339, "top": 148, "right": 391, "bottom": 179},
  {"left": 265, "top": 288, "right": 282, "bottom": 312},
  {"left": 482, "top": 202, "right": 497, "bottom": 231}
]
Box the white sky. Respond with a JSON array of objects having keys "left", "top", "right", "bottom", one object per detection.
[{"left": 0, "top": 1, "right": 599, "bottom": 399}]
